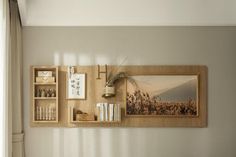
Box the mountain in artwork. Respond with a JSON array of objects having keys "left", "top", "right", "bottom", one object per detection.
[{"left": 151, "top": 79, "right": 197, "bottom": 102}]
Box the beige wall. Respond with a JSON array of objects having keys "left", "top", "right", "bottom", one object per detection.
[
  {"left": 23, "top": 27, "right": 236, "bottom": 157},
  {"left": 20, "top": 0, "right": 236, "bottom": 26}
]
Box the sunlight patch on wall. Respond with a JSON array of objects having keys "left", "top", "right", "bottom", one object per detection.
[
  {"left": 63, "top": 53, "right": 77, "bottom": 65},
  {"left": 53, "top": 52, "right": 60, "bottom": 65},
  {"left": 54, "top": 51, "right": 130, "bottom": 67},
  {"left": 77, "top": 53, "right": 94, "bottom": 65}
]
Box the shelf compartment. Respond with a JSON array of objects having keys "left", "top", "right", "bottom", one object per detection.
[
  {"left": 68, "top": 104, "right": 122, "bottom": 125},
  {"left": 31, "top": 66, "right": 59, "bottom": 125}
]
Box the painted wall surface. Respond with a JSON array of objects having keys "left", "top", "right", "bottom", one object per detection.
[
  {"left": 23, "top": 27, "right": 236, "bottom": 157},
  {"left": 20, "top": 0, "right": 236, "bottom": 26}
]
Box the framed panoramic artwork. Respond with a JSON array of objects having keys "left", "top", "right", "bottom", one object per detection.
[
  {"left": 126, "top": 75, "right": 199, "bottom": 117},
  {"left": 67, "top": 73, "right": 86, "bottom": 99},
  {"left": 122, "top": 65, "right": 207, "bottom": 127}
]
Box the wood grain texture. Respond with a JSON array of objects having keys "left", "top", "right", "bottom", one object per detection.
[
  {"left": 30, "top": 66, "right": 59, "bottom": 126},
  {"left": 30, "top": 65, "right": 207, "bottom": 127}
]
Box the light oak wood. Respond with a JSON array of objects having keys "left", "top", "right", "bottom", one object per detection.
[
  {"left": 34, "top": 97, "right": 57, "bottom": 100},
  {"left": 30, "top": 65, "right": 207, "bottom": 127},
  {"left": 30, "top": 66, "right": 59, "bottom": 126}
]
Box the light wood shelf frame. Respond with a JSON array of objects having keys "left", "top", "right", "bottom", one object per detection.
[{"left": 30, "top": 66, "right": 59, "bottom": 125}]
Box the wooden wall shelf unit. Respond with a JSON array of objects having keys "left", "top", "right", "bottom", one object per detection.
[
  {"left": 31, "top": 66, "right": 59, "bottom": 125},
  {"left": 30, "top": 65, "right": 207, "bottom": 127}
]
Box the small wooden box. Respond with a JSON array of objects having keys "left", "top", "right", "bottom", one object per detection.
[
  {"left": 76, "top": 114, "right": 95, "bottom": 121},
  {"left": 37, "top": 71, "right": 53, "bottom": 77},
  {"left": 36, "top": 77, "right": 55, "bottom": 83}
]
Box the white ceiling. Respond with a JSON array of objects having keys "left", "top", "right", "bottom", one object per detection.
[{"left": 18, "top": 0, "right": 236, "bottom": 26}]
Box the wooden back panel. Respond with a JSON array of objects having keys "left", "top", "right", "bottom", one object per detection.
[{"left": 30, "top": 65, "right": 207, "bottom": 127}]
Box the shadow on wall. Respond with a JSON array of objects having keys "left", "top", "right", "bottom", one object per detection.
[
  {"left": 51, "top": 52, "right": 130, "bottom": 157},
  {"left": 50, "top": 127, "right": 156, "bottom": 157},
  {"left": 49, "top": 52, "right": 153, "bottom": 157}
]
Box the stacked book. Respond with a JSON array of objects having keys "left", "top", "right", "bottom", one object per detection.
[
  {"left": 96, "top": 103, "right": 121, "bottom": 122},
  {"left": 36, "top": 105, "right": 56, "bottom": 121}
]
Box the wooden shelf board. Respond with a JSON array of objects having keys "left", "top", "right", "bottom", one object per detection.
[
  {"left": 32, "top": 65, "right": 58, "bottom": 69},
  {"left": 71, "top": 121, "right": 121, "bottom": 124},
  {"left": 33, "top": 120, "right": 58, "bottom": 123},
  {"left": 34, "top": 97, "right": 57, "bottom": 100},
  {"left": 34, "top": 82, "right": 56, "bottom": 85}
]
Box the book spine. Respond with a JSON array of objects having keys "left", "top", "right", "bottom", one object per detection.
[
  {"left": 96, "top": 103, "right": 101, "bottom": 121},
  {"left": 114, "top": 104, "right": 118, "bottom": 121},
  {"left": 109, "top": 104, "right": 114, "bottom": 121},
  {"left": 99, "top": 103, "right": 104, "bottom": 121},
  {"left": 104, "top": 103, "right": 108, "bottom": 121},
  {"left": 45, "top": 106, "right": 49, "bottom": 120},
  {"left": 48, "top": 106, "right": 51, "bottom": 120},
  {"left": 36, "top": 106, "right": 40, "bottom": 120},
  {"left": 117, "top": 104, "right": 121, "bottom": 122},
  {"left": 39, "top": 106, "right": 42, "bottom": 120}
]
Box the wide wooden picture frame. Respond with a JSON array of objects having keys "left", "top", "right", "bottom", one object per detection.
[
  {"left": 126, "top": 74, "right": 200, "bottom": 117},
  {"left": 122, "top": 65, "right": 207, "bottom": 127}
]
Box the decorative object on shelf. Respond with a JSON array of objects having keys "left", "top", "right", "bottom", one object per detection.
[
  {"left": 102, "top": 71, "right": 137, "bottom": 98},
  {"left": 96, "top": 64, "right": 108, "bottom": 81},
  {"left": 36, "top": 76, "right": 55, "bottom": 83},
  {"left": 36, "top": 89, "right": 41, "bottom": 97},
  {"left": 35, "top": 88, "right": 56, "bottom": 97},
  {"left": 50, "top": 88, "right": 56, "bottom": 97},
  {"left": 36, "top": 70, "right": 55, "bottom": 83},
  {"left": 40, "top": 89, "right": 46, "bottom": 97},
  {"left": 126, "top": 75, "right": 199, "bottom": 117},
  {"left": 76, "top": 113, "right": 95, "bottom": 121},
  {"left": 46, "top": 89, "right": 50, "bottom": 97},
  {"left": 72, "top": 108, "right": 95, "bottom": 121},
  {"left": 67, "top": 66, "right": 86, "bottom": 99},
  {"left": 98, "top": 63, "right": 137, "bottom": 98},
  {"left": 38, "top": 71, "right": 53, "bottom": 77},
  {"left": 102, "top": 72, "right": 127, "bottom": 98}
]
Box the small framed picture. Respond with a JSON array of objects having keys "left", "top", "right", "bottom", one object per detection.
[{"left": 67, "top": 73, "right": 86, "bottom": 99}]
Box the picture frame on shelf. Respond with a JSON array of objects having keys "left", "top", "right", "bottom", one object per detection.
[{"left": 66, "top": 72, "right": 86, "bottom": 100}]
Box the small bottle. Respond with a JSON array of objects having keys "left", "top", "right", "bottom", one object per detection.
[
  {"left": 41, "top": 89, "right": 46, "bottom": 97},
  {"left": 36, "top": 89, "right": 41, "bottom": 97}
]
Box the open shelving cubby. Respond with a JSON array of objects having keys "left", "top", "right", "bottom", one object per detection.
[
  {"left": 31, "top": 66, "right": 59, "bottom": 124},
  {"left": 68, "top": 104, "right": 121, "bottom": 124}
]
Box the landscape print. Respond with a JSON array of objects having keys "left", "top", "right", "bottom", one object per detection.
[{"left": 126, "top": 75, "right": 198, "bottom": 116}]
